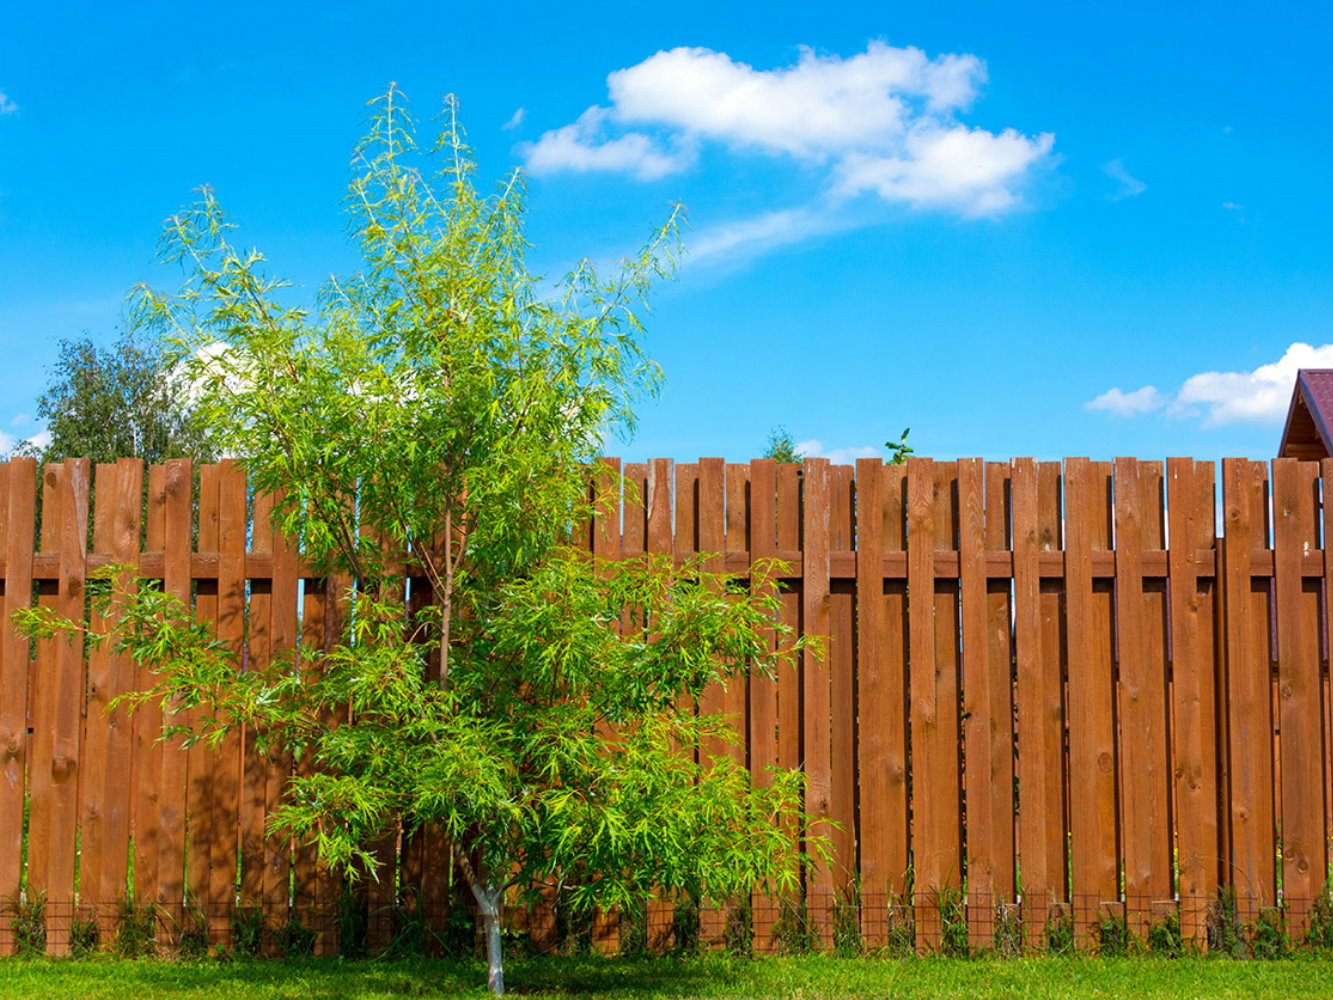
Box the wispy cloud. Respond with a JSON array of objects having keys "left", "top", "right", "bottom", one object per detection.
[
  {"left": 1103, "top": 157, "right": 1145, "bottom": 199},
  {"left": 1222, "top": 201, "right": 1243, "bottom": 211},
  {"left": 795, "top": 439, "right": 882, "bottom": 464},
  {"left": 688, "top": 205, "right": 859, "bottom": 266},
  {"left": 1084, "top": 385, "right": 1165, "bottom": 416},
  {"left": 1086, "top": 342, "right": 1333, "bottom": 427},
  {"left": 522, "top": 42, "right": 1053, "bottom": 217},
  {"left": 501, "top": 107, "right": 526, "bottom": 131},
  {"left": 0, "top": 91, "right": 17, "bottom": 116}
]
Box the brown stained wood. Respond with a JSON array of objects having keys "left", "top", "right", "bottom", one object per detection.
[
  {"left": 1221, "top": 459, "right": 1277, "bottom": 913},
  {"left": 906, "top": 457, "right": 938, "bottom": 948},
  {"left": 828, "top": 466, "right": 856, "bottom": 892},
  {"left": 43, "top": 460, "right": 89, "bottom": 954},
  {"left": 1013, "top": 458, "right": 1059, "bottom": 948},
  {"left": 958, "top": 460, "right": 991, "bottom": 944},
  {"left": 622, "top": 464, "right": 648, "bottom": 557},
  {"left": 983, "top": 463, "right": 1016, "bottom": 906},
  {"left": 207, "top": 462, "right": 247, "bottom": 943},
  {"left": 749, "top": 459, "right": 779, "bottom": 953},
  {"left": 26, "top": 464, "right": 63, "bottom": 923},
  {"left": 156, "top": 461, "right": 192, "bottom": 933},
  {"left": 801, "top": 458, "right": 833, "bottom": 946},
  {"left": 698, "top": 458, "right": 727, "bottom": 770},
  {"left": 1065, "top": 458, "right": 1119, "bottom": 946},
  {"left": 854, "top": 459, "right": 887, "bottom": 946},
  {"left": 1272, "top": 459, "right": 1325, "bottom": 933},
  {"left": 1167, "top": 458, "right": 1219, "bottom": 944},
  {"left": 85, "top": 463, "right": 141, "bottom": 940},
  {"left": 242, "top": 492, "right": 275, "bottom": 911},
  {"left": 1114, "top": 458, "right": 1171, "bottom": 933},
  {"left": 776, "top": 463, "right": 802, "bottom": 775},
  {"left": 931, "top": 462, "right": 963, "bottom": 946},
  {"left": 189, "top": 465, "right": 221, "bottom": 925},
  {"left": 0, "top": 460, "right": 29, "bottom": 943},
  {"left": 883, "top": 463, "right": 911, "bottom": 908},
  {"left": 267, "top": 493, "right": 300, "bottom": 931},
  {"left": 725, "top": 465, "right": 752, "bottom": 781},
  {"left": 590, "top": 459, "right": 621, "bottom": 955},
  {"left": 645, "top": 457, "right": 678, "bottom": 952}
]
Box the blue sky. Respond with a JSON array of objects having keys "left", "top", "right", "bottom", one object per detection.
[{"left": 2, "top": 1, "right": 1331, "bottom": 463}]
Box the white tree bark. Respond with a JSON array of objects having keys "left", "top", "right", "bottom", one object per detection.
[{"left": 471, "top": 881, "right": 505, "bottom": 996}]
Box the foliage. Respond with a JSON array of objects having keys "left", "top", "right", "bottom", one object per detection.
[
  {"left": 231, "top": 906, "right": 265, "bottom": 958},
  {"left": 7, "top": 891, "right": 46, "bottom": 957},
  {"left": 1044, "top": 907, "right": 1074, "bottom": 956},
  {"left": 1206, "top": 884, "right": 1246, "bottom": 957},
  {"left": 18, "top": 330, "right": 215, "bottom": 466},
  {"left": 762, "top": 427, "right": 804, "bottom": 463},
  {"left": 1249, "top": 907, "right": 1291, "bottom": 960},
  {"left": 69, "top": 909, "right": 98, "bottom": 958},
  {"left": 1305, "top": 881, "right": 1333, "bottom": 953},
  {"left": 17, "top": 87, "right": 816, "bottom": 995},
  {"left": 116, "top": 897, "right": 157, "bottom": 958},
  {"left": 885, "top": 427, "right": 914, "bottom": 465},
  {"left": 1148, "top": 910, "right": 1183, "bottom": 958},
  {"left": 992, "top": 902, "right": 1023, "bottom": 957},
  {"left": 1095, "top": 909, "right": 1129, "bottom": 957}
]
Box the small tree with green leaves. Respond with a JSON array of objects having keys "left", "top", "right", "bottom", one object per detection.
[
  {"left": 763, "top": 426, "right": 804, "bottom": 463},
  {"left": 17, "top": 88, "right": 815, "bottom": 995}
]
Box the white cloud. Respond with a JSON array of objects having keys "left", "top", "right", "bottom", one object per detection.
[
  {"left": 0, "top": 427, "right": 49, "bottom": 456},
  {"left": 9, "top": 413, "right": 28, "bottom": 427},
  {"left": 523, "top": 42, "right": 1052, "bottom": 215},
  {"left": 795, "top": 439, "right": 882, "bottom": 464},
  {"left": 1084, "top": 385, "right": 1166, "bottom": 416},
  {"left": 1173, "top": 342, "right": 1333, "bottom": 427},
  {"left": 501, "top": 107, "right": 526, "bottom": 130},
  {"left": 1086, "top": 342, "right": 1333, "bottom": 428},
  {"left": 521, "top": 106, "right": 695, "bottom": 180},
  {"left": 689, "top": 206, "right": 856, "bottom": 264},
  {"left": 0, "top": 91, "right": 16, "bottom": 116},
  {"left": 1103, "top": 158, "right": 1145, "bottom": 199},
  {"left": 1222, "top": 201, "right": 1243, "bottom": 211}
]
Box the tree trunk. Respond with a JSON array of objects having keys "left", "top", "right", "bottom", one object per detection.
[{"left": 471, "top": 881, "right": 505, "bottom": 996}]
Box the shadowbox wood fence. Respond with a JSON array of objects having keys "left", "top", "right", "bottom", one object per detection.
[{"left": 0, "top": 454, "right": 1331, "bottom": 957}]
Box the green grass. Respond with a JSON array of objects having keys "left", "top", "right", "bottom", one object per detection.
[{"left": 3, "top": 955, "right": 1333, "bottom": 999}]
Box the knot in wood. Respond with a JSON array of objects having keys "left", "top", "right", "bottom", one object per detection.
[{"left": 1096, "top": 751, "right": 1113, "bottom": 773}]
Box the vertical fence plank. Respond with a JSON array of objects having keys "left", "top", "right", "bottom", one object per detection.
[
  {"left": 646, "top": 457, "right": 676, "bottom": 951},
  {"left": 209, "top": 462, "right": 247, "bottom": 944},
  {"left": 156, "top": 460, "right": 192, "bottom": 938},
  {"left": 749, "top": 459, "right": 779, "bottom": 952},
  {"left": 1273, "top": 458, "right": 1325, "bottom": 933},
  {"left": 1115, "top": 457, "right": 1172, "bottom": 933},
  {"left": 45, "top": 460, "right": 89, "bottom": 954},
  {"left": 959, "top": 458, "right": 992, "bottom": 947},
  {"left": 191, "top": 465, "right": 220, "bottom": 936},
  {"left": 828, "top": 464, "right": 856, "bottom": 902},
  {"left": 1065, "top": 458, "right": 1119, "bottom": 945},
  {"left": 801, "top": 457, "right": 833, "bottom": 947},
  {"left": 724, "top": 462, "right": 754, "bottom": 947},
  {"left": 907, "top": 457, "right": 938, "bottom": 948},
  {"left": 591, "top": 458, "right": 622, "bottom": 955},
  {"left": 1014, "top": 457, "right": 1063, "bottom": 947},
  {"left": 242, "top": 492, "right": 274, "bottom": 918},
  {"left": 856, "top": 458, "right": 907, "bottom": 946},
  {"left": 1222, "top": 459, "right": 1277, "bottom": 918},
  {"left": 985, "top": 462, "right": 1017, "bottom": 937},
  {"left": 1168, "top": 457, "right": 1219, "bottom": 944},
  {"left": 775, "top": 462, "right": 802, "bottom": 946},
  {"left": 0, "top": 460, "right": 29, "bottom": 954}
]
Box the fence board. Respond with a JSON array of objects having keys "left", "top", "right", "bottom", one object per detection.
[
  {"left": 0, "top": 460, "right": 29, "bottom": 949},
  {"left": 828, "top": 465, "right": 856, "bottom": 896},
  {"left": 749, "top": 458, "right": 779, "bottom": 952},
  {"left": 1167, "top": 458, "right": 1219, "bottom": 943},
  {"left": 1273, "top": 458, "right": 1325, "bottom": 934},
  {"left": 801, "top": 457, "right": 833, "bottom": 947},
  {"left": 1065, "top": 458, "right": 1119, "bottom": 946}
]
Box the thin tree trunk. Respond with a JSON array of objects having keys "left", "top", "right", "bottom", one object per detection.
[{"left": 471, "top": 881, "right": 505, "bottom": 996}]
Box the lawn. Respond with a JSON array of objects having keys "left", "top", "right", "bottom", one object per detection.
[{"left": 3, "top": 955, "right": 1333, "bottom": 999}]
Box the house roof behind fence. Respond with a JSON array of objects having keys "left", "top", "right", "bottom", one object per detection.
[{"left": 1279, "top": 369, "right": 1333, "bottom": 460}]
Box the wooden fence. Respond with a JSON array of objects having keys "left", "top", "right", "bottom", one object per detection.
[{"left": 0, "top": 455, "right": 1330, "bottom": 956}]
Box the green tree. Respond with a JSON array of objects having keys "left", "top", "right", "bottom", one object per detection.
[
  {"left": 763, "top": 426, "right": 804, "bottom": 462},
  {"left": 21, "top": 330, "right": 215, "bottom": 465},
  {"left": 19, "top": 89, "right": 816, "bottom": 994}
]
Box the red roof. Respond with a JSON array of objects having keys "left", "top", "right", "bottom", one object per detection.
[{"left": 1278, "top": 369, "right": 1333, "bottom": 459}]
